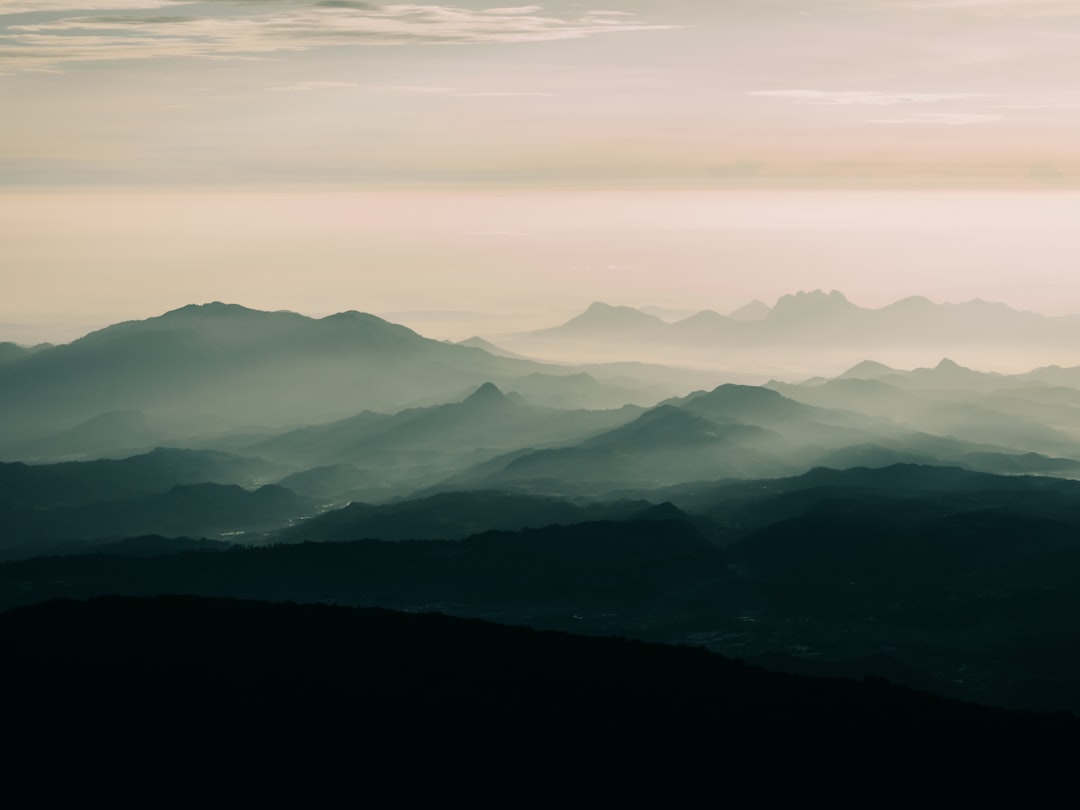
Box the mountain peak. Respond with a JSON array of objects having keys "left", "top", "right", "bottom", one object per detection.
[
  {"left": 768, "top": 289, "right": 858, "bottom": 321},
  {"left": 839, "top": 360, "right": 898, "bottom": 380},
  {"left": 161, "top": 302, "right": 263, "bottom": 319},
  {"left": 550, "top": 302, "right": 665, "bottom": 335},
  {"left": 728, "top": 299, "right": 771, "bottom": 321},
  {"left": 934, "top": 357, "right": 965, "bottom": 371},
  {"left": 465, "top": 382, "right": 507, "bottom": 404}
]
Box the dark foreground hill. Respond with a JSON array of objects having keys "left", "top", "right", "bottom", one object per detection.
[{"left": 2, "top": 595, "right": 1075, "bottom": 785}]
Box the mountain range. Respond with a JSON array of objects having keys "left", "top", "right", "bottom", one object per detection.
[
  {"left": 525, "top": 291, "right": 1080, "bottom": 349},
  {"left": 0, "top": 303, "right": 689, "bottom": 461}
]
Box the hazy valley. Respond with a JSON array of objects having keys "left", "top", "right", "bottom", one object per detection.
[{"left": 3, "top": 294, "right": 1080, "bottom": 735}]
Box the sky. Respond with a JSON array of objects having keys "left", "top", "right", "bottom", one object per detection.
[{"left": 2, "top": 1, "right": 1079, "bottom": 342}]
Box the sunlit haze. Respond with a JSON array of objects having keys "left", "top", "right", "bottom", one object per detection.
[{"left": 3, "top": 1, "right": 1080, "bottom": 372}]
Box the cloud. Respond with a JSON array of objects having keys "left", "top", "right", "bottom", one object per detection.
[
  {"left": 265, "top": 80, "right": 358, "bottom": 91},
  {"left": 375, "top": 84, "right": 556, "bottom": 97},
  {"left": 889, "top": 0, "right": 1080, "bottom": 17},
  {"left": 0, "top": 0, "right": 182, "bottom": 11},
  {"left": 0, "top": 3, "right": 678, "bottom": 72},
  {"left": 749, "top": 90, "right": 989, "bottom": 106},
  {"left": 867, "top": 112, "right": 1003, "bottom": 125}
]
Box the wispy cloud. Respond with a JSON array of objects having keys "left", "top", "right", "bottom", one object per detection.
[
  {"left": 0, "top": 3, "right": 678, "bottom": 72},
  {"left": 265, "top": 80, "right": 358, "bottom": 91},
  {"left": 749, "top": 90, "right": 989, "bottom": 106},
  {"left": 0, "top": 0, "right": 183, "bottom": 11},
  {"left": 868, "top": 112, "right": 1003, "bottom": 125},
  {"left": 891, "top": 0, "right": 1080, "bottom": 17},
  {"left": 379, "top": 84, "right": 556, "bottom": 97}
]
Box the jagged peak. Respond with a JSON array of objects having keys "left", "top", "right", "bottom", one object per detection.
[{"left": 769, "top": 289, "right": 857, "bottom": 318}]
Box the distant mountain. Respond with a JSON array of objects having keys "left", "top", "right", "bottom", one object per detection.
[
  {"left": 728, "top": 299, "right": 771, "bottom": 321},
  {"left": 766, "top": 289, "right": 864, "bottom": 326},
  {"left": 463, "top": 379, "right": 1080, "bottom": 493},
  {"left": 245, "top": 383, "right": 642, "bottom": 497},
  {"left": 772, "top": 359, "right": 1080, "bottom": 461},
  {"left": 465, "top": 384, "right": 921, "bottom": 491},
  {"left": 0, "top": 303, "right": 665, "bottom": 449},
  {"left": 455, "top": 335, "right": 530, "bottom": 360},
  {"left": 534, "top": 301, "right": 667, "bottom": 339},
  {"left": 515, "top": 290, "right": 1080, "bottom": 355},
  {"left": 2, "top": 409, "right": 158, "bottom": 462},
  {"left": 503, "top": 372, "right": 656, "bottom": 409}
]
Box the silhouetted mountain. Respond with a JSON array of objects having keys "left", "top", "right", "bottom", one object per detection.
[
  {"left": 276, "top": 490, "right": 687, "bottom": 544},
  {"left": 0, "top": 481, "right": 315, "bottom": 556},
  {"left": 0, "top": 446, "right": 273, "bottom": 509},
  {"left": 473, "top": 383, "right": 940, "bottom": 492},
  {"left": 0, "top": 303, "right": 665, "bottom": 450},
  {"left": 246, "top": 384, "right": 642, "bottom": 498}
]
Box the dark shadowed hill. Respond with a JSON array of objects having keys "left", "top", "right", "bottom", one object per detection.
[
  {"left": 276, "top": 490, "right": 697, "bottom": 543},
  {"left": 7, "top": 469, "right": 1080, "bottom": 716},
  {"left": 0, "top": 446, "right": 273, "bottom": 509},
  {"left": 2, "top": 595, "right": 1075, "bottom": 782}
]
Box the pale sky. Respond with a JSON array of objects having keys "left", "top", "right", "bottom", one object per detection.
[
  {"left": 2, "top": 2, "right": 1079, "bottom": 342},
  {"left": 3, "top": 0, "right": 1079, "bottom": 187}
]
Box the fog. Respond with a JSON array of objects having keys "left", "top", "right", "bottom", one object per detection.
[{"left": 3, "top": 190, "right": 1080, "bottom": 351}]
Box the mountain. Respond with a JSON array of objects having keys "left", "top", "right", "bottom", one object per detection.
[
  {"left": 0, "top": 342, "right": 28, "bottom": 365},
  {"left": 245, "top": 383, "right": 642, "bottom": 498},
  {"left": 6, "top": 595, "right": 1075, "bottom": 784},
  {"left": 465, "top": 384, "right": 912, "bottom": 492},
  {"left": 508, "top": 291, "right": 1080, "bottom": 369},
  {"left": 462, "top": 378, "right": 1080, "bottom": 493},
  {"left": 0, "top": 303, "right": 668, "bottom": 450},
  {"left": 2, "top": 409, "right": 158, "bottom": 462},
  {"left": 275, "top": 490, "right": 686, "bottom": 544},
  {"left": 455, "top": 335, "right": 529, "bottom": 359},
  {"left": 0, "top": 481, "right": 315, "bottom": 558},
  {"left": 765, "top": 289, "right": 865, "bottom": 326},
  {"left": 771, "top": 360, "right": 1080, "bottom": 461},
  {"left": 533, "top": 301, "right": 667, "bottom": 339},
  {"left": 0, "top": 447, "right": 273, "bottom": 510},
  {"left": 8, "top": 471, "right": 1080, "bottom": 717},
  {"left": 728, "top": 299, "right": 771, "bottom": 321}
]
